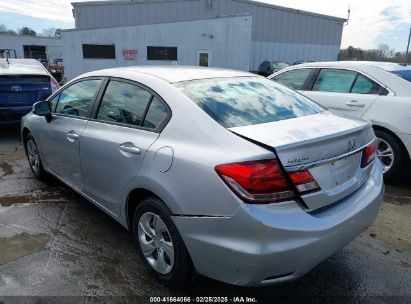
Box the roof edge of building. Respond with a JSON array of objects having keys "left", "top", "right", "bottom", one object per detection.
[
  {"left": 71, "top": 0, "right": 347, "bottom": 22},
  {"left": 0, "top": 33, "right": 61, "bottom": 40},
  {"left": 61, "top": 13, "right": 252, "bottom": 32}
]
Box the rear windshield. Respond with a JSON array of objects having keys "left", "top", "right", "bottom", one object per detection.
[
  {"left": 175, "top": 77, "right": 324, "bottom": 128},
  {"left": 0, "top": 75, "right": 50, "bottom": 84},
  {"left": 391, "top": 70, "right": 411, "bottom": 83}
]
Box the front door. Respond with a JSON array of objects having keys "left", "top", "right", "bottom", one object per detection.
[
  {"left": 37, "top": 78, "right": 103, "bottom": 190},
  {"left": 197, "top": 50, "right": 211, "bottom": 67}
]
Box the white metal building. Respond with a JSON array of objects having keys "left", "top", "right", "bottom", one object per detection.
[
  {"left": 64, "top": 0, "right": 346, "bottom": 79},
  {"left": 0, "top": 34, "right": 63, "bottom": 60}
]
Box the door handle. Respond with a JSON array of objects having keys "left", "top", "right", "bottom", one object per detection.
[
  {"left": 119, "top": 143, "right": 141, "bottom": 155},
  {"left": 67, "top": 131, "right": 79, "bottom": 141},
  {"left": 346, "top": 100, "right": 365, "bottom": 107}
]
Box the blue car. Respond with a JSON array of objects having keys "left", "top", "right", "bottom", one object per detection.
[{"left": 0, "top": 59, "right": 59, "bottom": 124}]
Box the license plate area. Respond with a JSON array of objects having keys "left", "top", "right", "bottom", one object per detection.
[{"left": 308, "top": 152, "right": 361, "bottom": 192}]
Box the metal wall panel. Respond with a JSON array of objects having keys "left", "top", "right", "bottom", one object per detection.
[
  {"left": 73, "top": 0, "right": 344, "bottom": 45},
  {"left": 0, "top": 34, "right": 63, "bottom": 59},
  {"left": 62, "top": 16, "right": 252, "bottom": 80}
]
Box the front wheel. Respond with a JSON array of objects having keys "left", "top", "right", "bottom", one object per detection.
[
  {"left": 374, "top": 130, "right": 405, "bottom": 181},
  {"left": 25, "top": 133, "right": 47, "bottom": 180},
  {"left": 133, "top": 197, "right": 194, "bottom": 288}
]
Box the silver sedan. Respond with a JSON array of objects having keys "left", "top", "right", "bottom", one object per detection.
[{"left": 21, "top": 66, "right": 384, "bottom": 287}]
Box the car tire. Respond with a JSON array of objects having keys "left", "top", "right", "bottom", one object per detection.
[
  {"left": 25, "top": 133, "right": 47, "bottom": 180},
  {"left": 133, "top": 197, "right": 194, "bottom": 288},
  {"left": 374, "top": 130, "right": 406, "bottom": 182}
]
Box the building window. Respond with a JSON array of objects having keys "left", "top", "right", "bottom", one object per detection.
[
  {"left": 82, "top": 44, "right": 115, "bottom": 59},
  {"left": 23, "top": 45, "right": 47, "bottom": 59},
  {"left": 147, "top": 46, "right": 177, "bottom": 61}
]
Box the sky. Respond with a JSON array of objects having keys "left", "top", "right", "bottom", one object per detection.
[{"left": 0, "top": 0, "right": 410, "bottom": 51}]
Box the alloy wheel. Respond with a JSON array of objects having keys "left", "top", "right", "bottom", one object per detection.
[
  {"left": 138, "top": 212, "right": 175, "bottom": 274},
  {"left": 27, "top": 139, "right": 40, "bottom": 175},
  {"left": 376, "top": 137, "right": 395, "bottom": 174}
]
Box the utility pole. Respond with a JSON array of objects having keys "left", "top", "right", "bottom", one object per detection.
[{"left": 406, "top": 27, "right": 411, "bottom": 65}]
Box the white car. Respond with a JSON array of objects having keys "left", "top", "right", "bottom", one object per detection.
[{"left": 269, "top": 61, "right": 411, "bottom": 180}]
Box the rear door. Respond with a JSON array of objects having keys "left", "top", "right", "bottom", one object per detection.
[
  {"left": 80, "top": 79, "right": 171, "bottom": 216},
  {"left": 37, "top": 78, "right": 103, "bottom": 190},
  {"left": 302, "top": 68, "right": 381, "bottom": 118}
]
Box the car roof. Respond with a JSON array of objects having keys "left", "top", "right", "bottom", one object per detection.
[
  {"left": 292, "top": 61, "right": 409, "bottom": 72},
  {"left": 82, "top": 66, "right": 255, "bottom": 83},
  {"left": 0, "top": 59, "right": 50, "bottom": 76}
]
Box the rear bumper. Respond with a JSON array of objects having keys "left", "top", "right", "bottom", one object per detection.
[
  {"left": 0, "top": 106, "right": 32, "bottom": 124},
  {"left": 173, "top": 161, "right": 384, "bottom": 286}
]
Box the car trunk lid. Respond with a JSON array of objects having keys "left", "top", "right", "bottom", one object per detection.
[{"left": 230, "top": 111, "right": 375, "bottom": 211}]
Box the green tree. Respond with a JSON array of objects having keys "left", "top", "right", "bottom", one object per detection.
[
  {"left": 18, "top": 27, "right": 37, "bottom": 36},
  {"left": 41, "top": 27, "right": 61, "bottom": 38}
]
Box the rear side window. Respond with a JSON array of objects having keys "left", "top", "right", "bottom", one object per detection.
[
  {"left": 143, "top": 97, "right": 169, "bottom": 129},
  {"left": 97, "top": 81, "right": 152, "bottom": 127},
  {"left": 313, "top": 69, "right": 357, "bottom": 93},
  {"left": 55, "top": 79, "right": 101, "bottom": 117},
  {"left": 272, "top": 69, "right": 312, "bottom": 90},
  {"left": 351, "top": 74, "right": 381, "bottom": 94},
  {"left": 175, "top": 77, "right": 324, "bottom": 128}
]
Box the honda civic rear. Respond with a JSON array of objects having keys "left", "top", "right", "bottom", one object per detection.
[{"left": 172, "top": 76, "right": 384, "bottom": 286}]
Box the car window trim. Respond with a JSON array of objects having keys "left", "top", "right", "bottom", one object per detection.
[
  {"left": 348, "top": 73, "right": 360, "bottom": 93},
  {"left": 50, "top": 76, "right": 105, "bottom": 120},
  {"left": 90, "top": 76, "right": 172, "bottom": 133},
  {"left": 303, "top": 68, "right": 319, "bottom": 91}
]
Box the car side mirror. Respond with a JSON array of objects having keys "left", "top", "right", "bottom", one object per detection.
[{"left": 33, "top": 101, "right": 52, "bottom": 122}]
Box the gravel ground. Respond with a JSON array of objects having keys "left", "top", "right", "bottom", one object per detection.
[{"left": 0, "top": 125, "right": 410, "bottom": 304}]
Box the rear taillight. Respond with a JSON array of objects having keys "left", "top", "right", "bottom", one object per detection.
[
  {"left": 50, "top": 77, "right": 59, "bottom": 93},
  {"left": 215, "top": 159, "right": 321, "bottom": 204},
  {"left": 288, "top": 170, "right": 320, "bottom": 195},
  {"left": 361, "top": 142, "right": 377, "bottom": 168}
]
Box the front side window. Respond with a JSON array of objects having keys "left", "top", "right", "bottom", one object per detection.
[
  {"left": 55, "top": 79, "right": 101, "bottom": 117},
  {"left": 351, "top": 74, "right": 381, "bottom": 94},
  {"left": 272, "top": 69, "right": 312, "bottom": 90},
  {"left": 313, "top": 69, "right": 357, "bottom": 93},
  {"left": 48, "top": 93, "right": 60, "bottom": 112},
  {"left": 97, "top": 81, "right": 152, "bottom": 127},
  {"left": 175, "top": 77, "right": 324, "bottom": 128}
]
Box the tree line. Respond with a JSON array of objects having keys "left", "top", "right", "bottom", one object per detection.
[
  {"left": 339, "top": 44, "right": 408, "bottom": 63},
  {"left": 0, "top": 24, "right": 61, "bottom": 38}
]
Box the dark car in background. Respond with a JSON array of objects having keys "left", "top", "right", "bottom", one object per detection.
[
  {"left": 258, "top": 61, "right": 289, "bottom": 76},
  {"left": 0, "top": 59, "right": 59, "bottom": 124}
]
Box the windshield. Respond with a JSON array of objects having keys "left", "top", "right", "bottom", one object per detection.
[
  {"left": 391, "top": 70, "right": 411, "bottom": 83},
  {"left": 175, "top": 77, "right": 324, "bottom": 128}
]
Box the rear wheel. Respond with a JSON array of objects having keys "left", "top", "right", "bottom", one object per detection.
[
  {"left": 133, "top": 197, "right": 194, "bottom": 288},
  {"left": 374, "top": 130, "right": 405, "bottom": 181},
  {"left": 25, "top": 133, "right": 47, "bottom": 180}
]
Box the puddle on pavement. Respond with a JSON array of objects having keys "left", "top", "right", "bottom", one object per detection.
[
  {"left": 0, "top": 161, "right": 13, "bottom": 176},
  {"left": 0, "top": 232, "right": 50, "bottom": 266},
  {"left": 0, "top": 187, "right": 73, "bottom": 206}
]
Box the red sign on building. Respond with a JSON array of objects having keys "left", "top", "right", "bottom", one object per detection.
[{"left": 122, "top": 49, "right": 138, "bottom": 61}]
